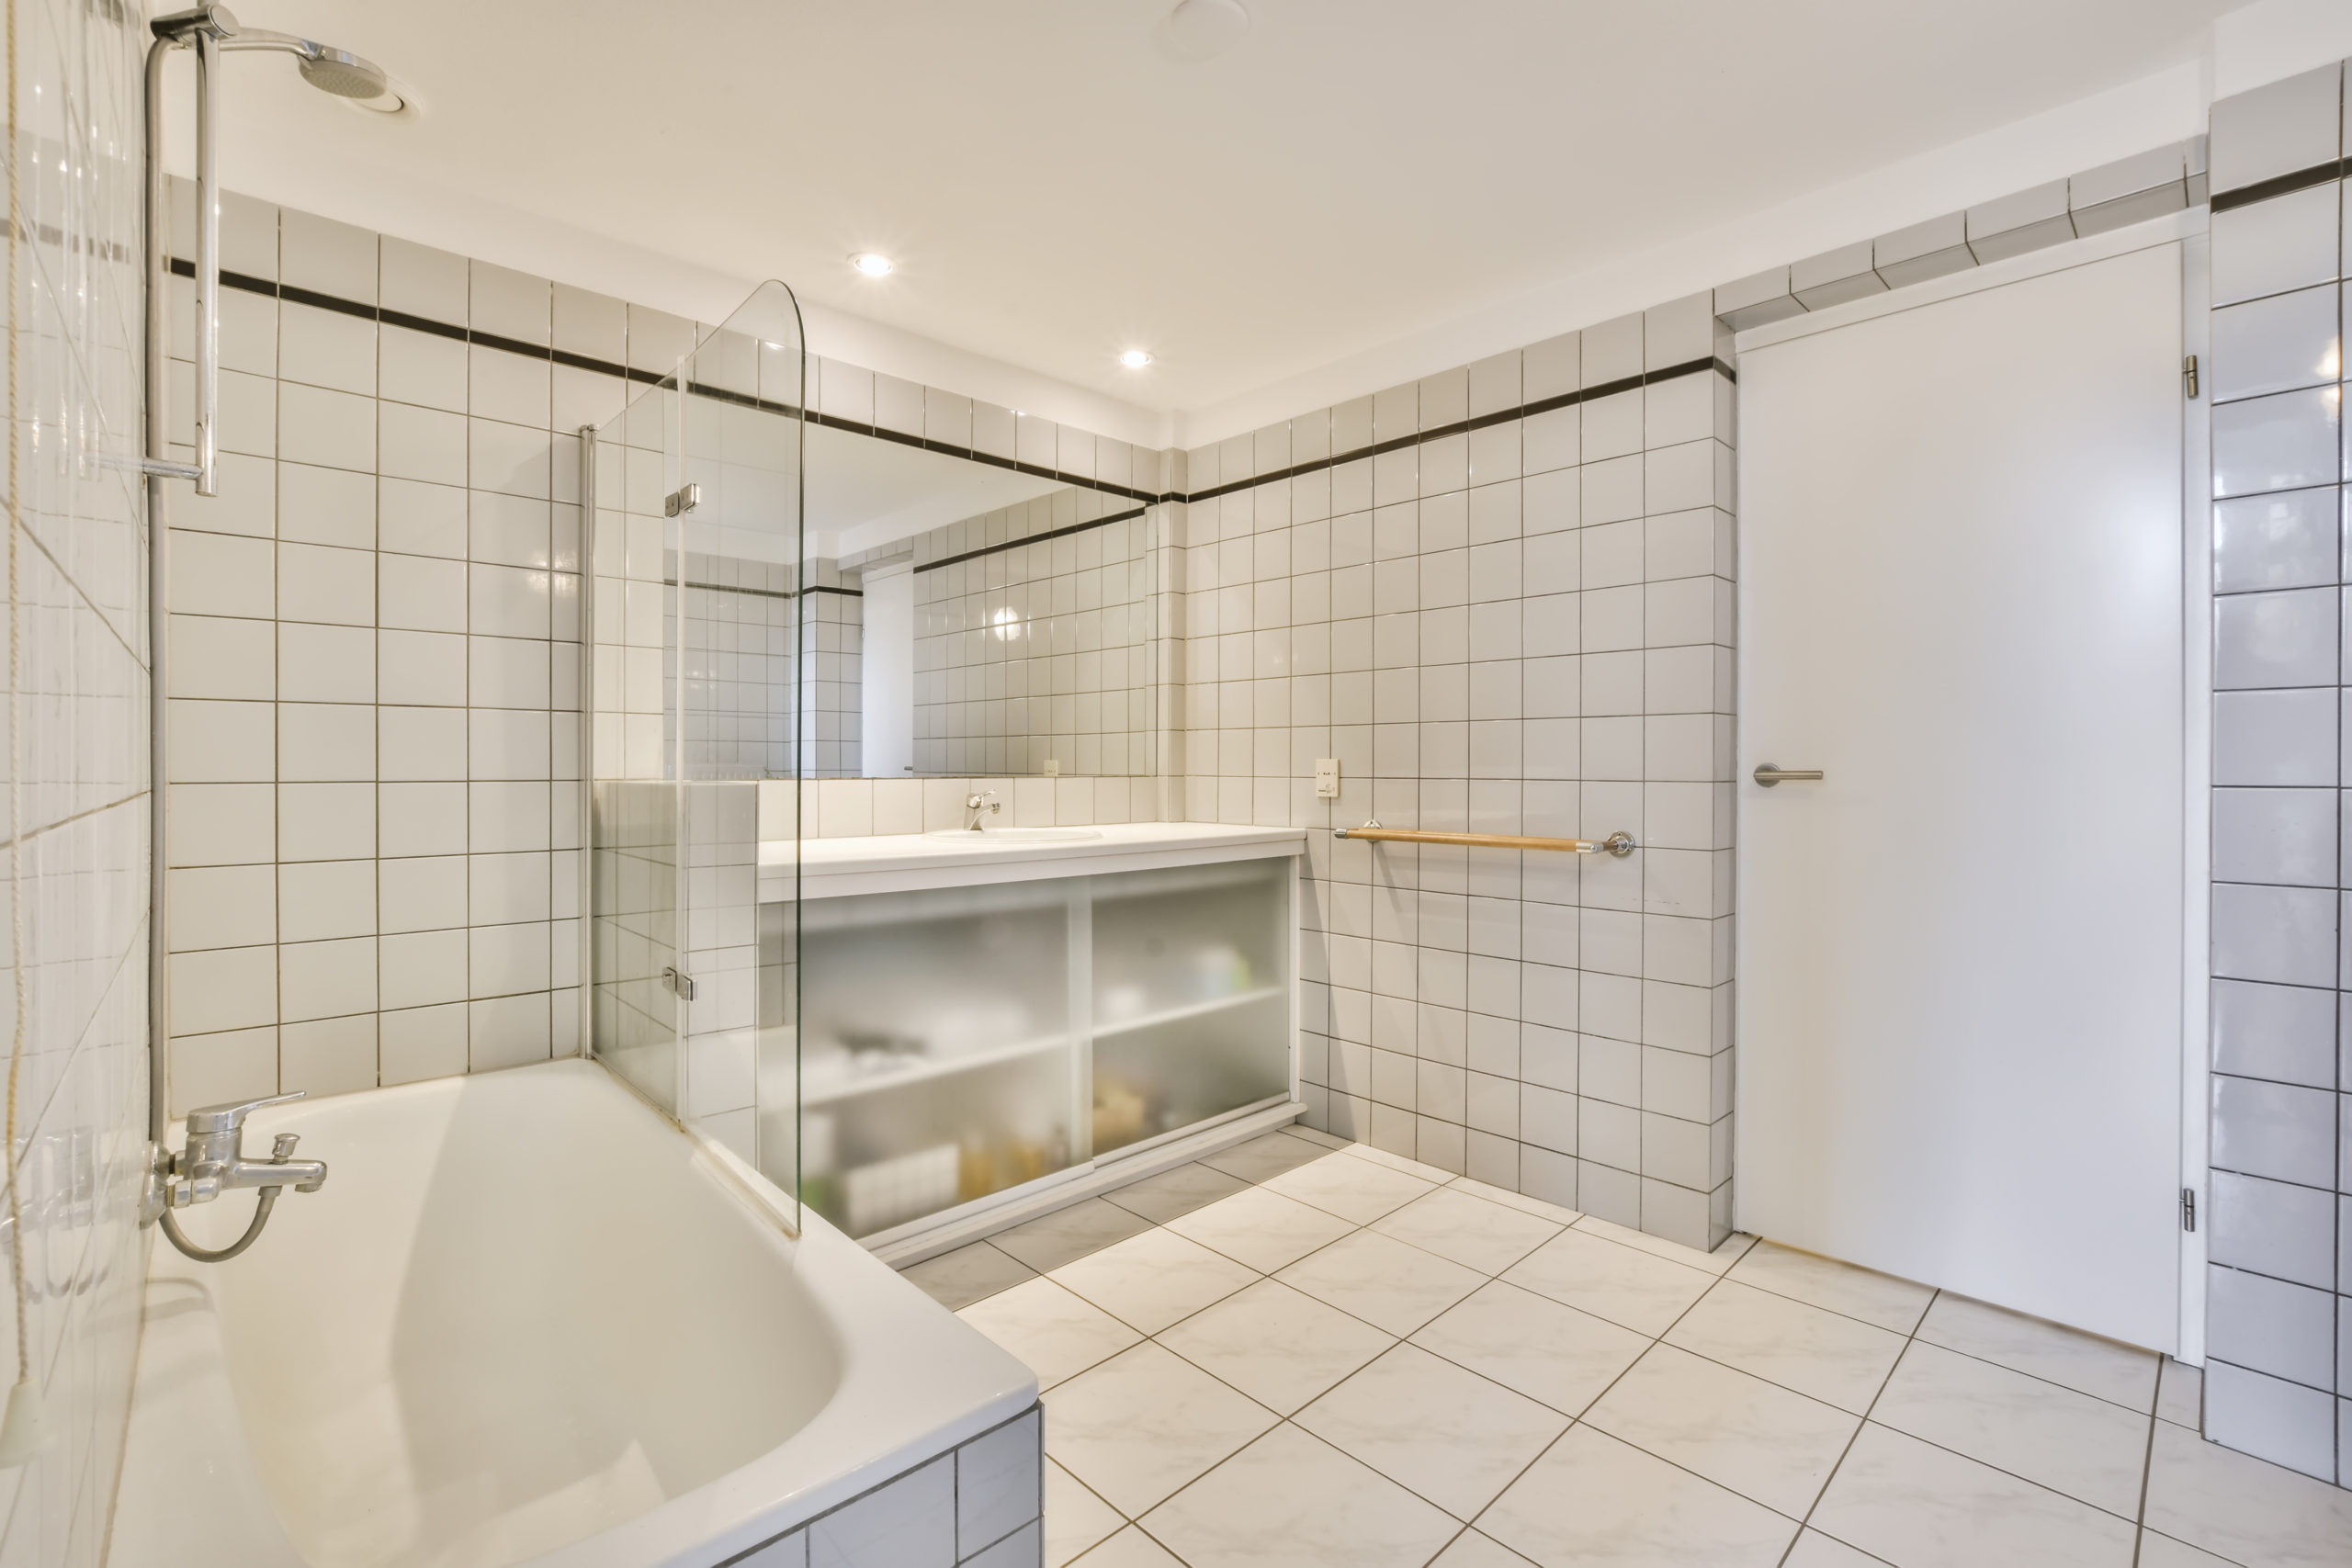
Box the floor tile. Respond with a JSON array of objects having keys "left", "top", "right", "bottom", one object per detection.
[
  {"left": 1408, "top": 1280, "right": 1649, "bottom": 1417},
  {"left": 1721, "top": 1242, "right": 1933, "bottom": 1334},
  {"left": 1575, "top": 1213, "right": 1746, "bottom": 1276},
  {"left": 1140, "top": 1423, "right": 1462, "bottom": 1568},
  {"left": 1275, "top": 1227, "right": 1485, "bottom": 1336},
  {"left": 1664, "top": 1277, "right": 1908, "bottom": 1414},
  {"left": 1262, "top": 1151, "right": 1440, "bottom": 1224},
  {"left": 1295, "top": 1342, "right": 1569, "bottom": 1518},
  {"left": 1582, "top": 1343, "right": 1859, "bottom": 1517},
  {"left": 1340, "top": 1141, "right": 1464, "bottom": 1185},
  {"left": 1282, "top": 1123, "right": 1352, "bottom": 1150},
  {"left": 1044, "top": 1342, "right": 1277, "bottom": 1517},
  {"left": 2155, "top": 1358, "right": 2202, "bottom": 1429},
  {"left": 993, "top": 1198, "right": 1159, "bottom": 1273},
  {"left": 1782, "top": 1530, "right": 1892, "bottom": 1567},
  {"left": 1100, "top": 1161, "right": 1253, "bottom": 1225},
  {"left": 1372, "top": 1186, "right": 1565, "bottom": 1275},
  {"left": 1199, "top": 1130, "right": 1334, "bottom": 1183},
  {"left": 1164, "top": 1184, "right": 1358, "bottom": 1272},
  {"left": 958, "top": 1277, "right": 1144, "bottom": 1391},
  {"left": 2134, "top": 1531, "right": 2241, "bottom": 1567},
  {"left": 1158, "top": 1277, "right": 1395, "bottom": 1415},
  {"left": 1451, "top": 1177, "right": 1581, "bottom": 1227},
  {"left": 1430, "top": 1529, "right": 1541, "bottom": 1566},
  {"left": 1478, "top": 1424, "right": 1797, "bottom": 1568},
  {"left": 1498, "top": 1228, "right": 1715, "bottom": 1337},
  {"left": 1808, "top": 1422, "right": 2137, "bottom": 1568},
  {"left": 1048, "top": 1227, "right": 1259, "bottom": 1336},
  {"left": 1072, "top": 1526, "right": 1184, "bottom": 1567},
  {"left": 1045, "top": 1459, "right": 1125, "bottom": 1568},
  {"left": 899, "top": 1241, "right": 1035, "bottom": 1310},
  {"left": 1912, "top": 1291, "right": 2157, "bottom": 1414},
  {"left": 2142, "top": 1417, "right": 2352, "bottom": 1567},
  {"left": 1867, "top": 1339, "right": 2150, "bottom": 1517}
]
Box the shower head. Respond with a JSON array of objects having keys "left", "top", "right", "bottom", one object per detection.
[
  {"left": 294, "top": 46, "right": 388, "bottom": 99},
  {"left": 198, "top": 11, "right": 401, "bottom": 110}
]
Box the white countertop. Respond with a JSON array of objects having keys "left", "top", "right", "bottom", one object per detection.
[{"left": 762, "top": 821, "right": 1306, "bottom": 900}]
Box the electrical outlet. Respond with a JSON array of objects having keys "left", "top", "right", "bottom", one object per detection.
[{"left": 1314, "top": 758, "right": 1340, "bottom": 798}]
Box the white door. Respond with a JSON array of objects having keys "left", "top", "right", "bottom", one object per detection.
[{"left": 1736, "top": 227, "right": 2188, "bottom": 1351}]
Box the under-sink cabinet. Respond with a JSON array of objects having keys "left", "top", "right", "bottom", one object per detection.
[{"left": 765, "top": 827, "right": 1303, "bottom": 1250}]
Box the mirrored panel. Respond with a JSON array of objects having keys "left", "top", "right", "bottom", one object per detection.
[{"left": 811, "top": 423, "right": 1158, "bottom": 778}]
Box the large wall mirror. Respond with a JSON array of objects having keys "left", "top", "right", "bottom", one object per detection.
[{"left": 806, "top": 422, "right": 1158, "bottom": 780}]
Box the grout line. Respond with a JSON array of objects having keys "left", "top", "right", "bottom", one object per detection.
[
  {"left": 1770, "top": 1286, "right": 1938, "bottom": 1565},
  {"left": 2130, "top": 1397, "right": 2158, "bottom": 1568}
]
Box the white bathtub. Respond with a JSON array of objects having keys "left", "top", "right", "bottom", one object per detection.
[{"left": 111, "top": 1059, "right": 1038, "bottom": 1568}]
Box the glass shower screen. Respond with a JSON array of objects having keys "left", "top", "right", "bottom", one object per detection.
[{"left": 588, "top": 282, "right": 806, "bottom": 1224}]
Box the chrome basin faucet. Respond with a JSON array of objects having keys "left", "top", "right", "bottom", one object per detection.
[
  {"left": 142, "top": 1090, "right": 327, "bottom": 1261},
  {"left": 964, "top": 789, "right": 1001, "bottom": 830}
]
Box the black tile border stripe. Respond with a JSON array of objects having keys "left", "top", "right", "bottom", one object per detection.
[
  {"left": 917, "top": 504, "right": 1149, "bottom": 574},
  {"left": 669, "top": 577, "right": 863, "bottom": 602},
  {"left": 171, "top": 259, "right": 1736, "bottom": 521},
  {"left": 1176, "top": 354, "right": 1738, "bottom": 507},
  {"left": 2209, "top": 157, "right": 2349, "bottom": 213}
]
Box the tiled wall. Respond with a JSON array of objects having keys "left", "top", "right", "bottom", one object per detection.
[
  {"left": 802, "top": 562, "right": 861, "bottom": 778},
  {"left": 907, "top": 491, "right": 1158, "bottom": 778},
  {"left": 1177, "top": 300, "right": 1740, "bottom": 1252},
  {"left": 2199, "top": 58, "right": 2352, "bottom": 1487},
  {"left": 1, "top": 0, "right": 151, "bottom": 1561},
  {"left": 733, "top": 1404, "right": 1042, "bottom": 1568},
  {"left": 156, "top": 192, "right": 669, "bottom": 1113},
  {"left": 680, "top": 548, "right": 800, "bottom": 780}
]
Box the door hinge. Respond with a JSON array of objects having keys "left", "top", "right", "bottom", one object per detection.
[
  {"left": 663, "top": 482, "right": 701, "bottom": 517},
  {"left": 2182, "top": 355, "right": 2199, "bottom": 400},
  {"left": 2181, "top": 1187, "right": 2197, "bottom": 1232},
  {"left": 663, "top": 966, "right": 698, "bottom": 1002}
]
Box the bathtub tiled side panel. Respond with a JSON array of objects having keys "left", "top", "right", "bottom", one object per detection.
[{"left": 724, "top": 1406, "right": 1043, "bottom": 1568}]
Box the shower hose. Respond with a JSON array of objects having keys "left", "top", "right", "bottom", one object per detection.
[{"left": 157, "top": 1186, "right": 284, "bottom": 1263}]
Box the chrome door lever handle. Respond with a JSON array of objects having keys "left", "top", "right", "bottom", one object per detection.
[{"left": 1753, "top": 764, "right": 1824, "bottom": 786}]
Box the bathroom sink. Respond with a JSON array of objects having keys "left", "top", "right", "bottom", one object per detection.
[{"left": 923, "top": 827, "right": 1102, "bottom": 842}]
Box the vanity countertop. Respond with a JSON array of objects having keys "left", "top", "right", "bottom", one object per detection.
[{"left": 761, "top": 821, "right": 1306, "bottom": 900}]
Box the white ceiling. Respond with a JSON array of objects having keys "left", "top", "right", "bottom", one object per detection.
[{"left": 211, "top": 1, "right": 2238, "bottom": 423}]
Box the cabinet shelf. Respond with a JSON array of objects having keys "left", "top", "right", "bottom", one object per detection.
[
  {"left": 803, "top": 1032, "right": 1071, "bottom": 1108},
  {"left": 803, "top": 986, "right": 1287, "bottom": 1109},
  {"left": 1091, "top": 986, "right": 1286, "bottom": 1041}
]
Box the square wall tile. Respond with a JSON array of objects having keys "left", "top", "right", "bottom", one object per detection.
[{"left": 2210, "top": 63, "right": 2343, "bottom": 196}]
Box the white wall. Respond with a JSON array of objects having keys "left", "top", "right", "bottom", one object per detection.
[{"left": 863, "top": 561, "right": 915, "bottom": 780}]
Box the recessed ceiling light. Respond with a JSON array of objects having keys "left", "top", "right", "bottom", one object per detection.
[
  {"left": 1156, "top": 0, "right": 1250, "bottom": 62},
  {"left": 1119, "top": 349, "right": 1154, "bottom": 368},
  {"left": 850, "top": 253, "right": 894, "bottom": 277}
]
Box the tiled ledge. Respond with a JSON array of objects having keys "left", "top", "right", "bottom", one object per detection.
[{"left": 1714, "top": 136, "right": 2211, "bottom": 330}]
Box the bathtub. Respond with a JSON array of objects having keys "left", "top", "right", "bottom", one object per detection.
[{"left": 111, "top": 1059, "right": 1040, "bottom": 1568}]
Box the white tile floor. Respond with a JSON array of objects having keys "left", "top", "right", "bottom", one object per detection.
[{"left": 903, "top": 1127, "right": 2352, "bottom": 1568}]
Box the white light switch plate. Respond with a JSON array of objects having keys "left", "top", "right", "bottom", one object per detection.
[{"left": 1314, "top": 758, "right": 1340, "bottom": 798}]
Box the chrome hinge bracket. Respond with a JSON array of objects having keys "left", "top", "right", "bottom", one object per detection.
[
  {"left": 2181, "top": 1187, "right": 2196, "bottom": 1232},
  {"left": 2182, "top": 355, "right": 2199, "bottom": 400},
  {"left": 663, "top": 966, "right": 698, "bottom": 1002},
  {"left": 663, "top": 482, "right": 701, "bottom": 517}
]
